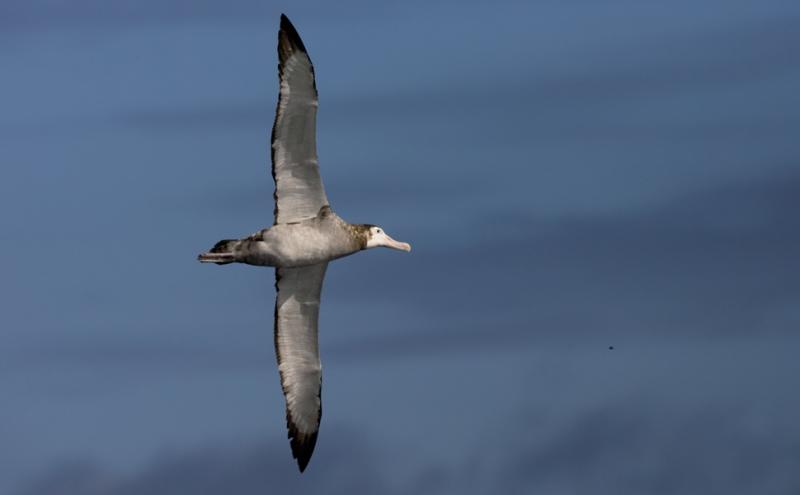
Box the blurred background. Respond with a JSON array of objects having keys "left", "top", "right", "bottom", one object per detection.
[{"left": 2, "top": 1, "right": 799, "bottom": 493}]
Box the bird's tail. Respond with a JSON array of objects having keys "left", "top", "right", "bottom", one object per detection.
[{"left": 198, "top": 239, "right": 238, "bottom": 265}]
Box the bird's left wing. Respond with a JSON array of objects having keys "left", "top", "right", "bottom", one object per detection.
[
  {"left": 271, "top": 14, "right": 329, "bottom": 225},
  {"left": 274, "top": 261, "right": 328, "bottom": 472}
]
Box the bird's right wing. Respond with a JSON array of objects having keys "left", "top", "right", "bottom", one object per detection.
[
  {"left": 271, "top": 14, "right": 329, "bottom": 225},
  {"left": 274, "top": 261, "right": 328, "bottom": 472}
]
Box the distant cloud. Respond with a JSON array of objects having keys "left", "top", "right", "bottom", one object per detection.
[
  {"left": 17, "top": 400, "right": 800, "bottom": 495},
  {"left": 497, "top": 401, "right": 800, "bottom": 494},
  {"left": 15, "top": 427, "right": 393, "bottom": 495}
]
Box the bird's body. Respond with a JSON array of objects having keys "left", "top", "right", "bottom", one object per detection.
[
  {"left": 199, "top": 206, "right": 367, "bottom": 268},
  {"left": 197, "top": 14, "right": 410, "bottom": 472}
]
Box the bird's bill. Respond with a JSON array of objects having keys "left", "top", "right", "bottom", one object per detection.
[{"left": 384, "top": 235, "right": 412, "bottom": 252}]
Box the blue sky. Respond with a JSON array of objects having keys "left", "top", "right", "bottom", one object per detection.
[{"left": 2, "top": 1, "right": 800, "bottom": 493}]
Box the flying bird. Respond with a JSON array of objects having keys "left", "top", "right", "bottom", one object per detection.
[{"left": 198, "top": 14, "right": 411, "bottom": 472}]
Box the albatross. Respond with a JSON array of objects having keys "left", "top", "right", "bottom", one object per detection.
[{"left": 197, "top": 14, "right": 411, "bottom": 472}]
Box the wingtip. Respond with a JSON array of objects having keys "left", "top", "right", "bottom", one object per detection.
[
  {"left": 278, "top": 13, "right": 307, "bottom": 55},
  {"left": 284, "top": 396, "right": 320, "bottom": 473},
  {"left": 289, "top": 427, "right": 319, "bottom": 473}
]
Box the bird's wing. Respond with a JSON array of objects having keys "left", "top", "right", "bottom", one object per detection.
[
  {"left": 271, "top": 14, "right": 329, "bottom": 225},
  {"left": 274, "top": 261, "right": 328, "bottom": 472}
]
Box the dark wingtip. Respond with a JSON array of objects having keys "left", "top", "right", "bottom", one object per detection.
[
  {"left": 278, "top": 13, "right": 308, "bottom": 55},
  {"left": 288, "top": 423, "right": 319, "bottom": 472}
]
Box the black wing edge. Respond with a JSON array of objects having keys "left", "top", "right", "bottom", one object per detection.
[
  {"left": 278, "top": 14, "right": 310, "bottom": 64},
  {"left": 287, "top": 407, "right": 321, "bottom": 472},
  {"left": 273, "top": 269, "right": 322, "bottom": 473},
  {"left": 271, "top": 13, "right": 318, "bottom": 225}
]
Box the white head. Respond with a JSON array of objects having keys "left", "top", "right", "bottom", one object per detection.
[{"left": 365, "top": 226, "right": 412, "bottom": 252}]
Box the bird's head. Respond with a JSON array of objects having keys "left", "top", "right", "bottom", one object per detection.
[{"left": 364, "top": 225, "right": 411, "bottom": 252}]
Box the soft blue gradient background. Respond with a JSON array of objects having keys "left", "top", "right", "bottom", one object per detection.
[{"left": 2, "top": 1, "right": 799, "bottom": 493}]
